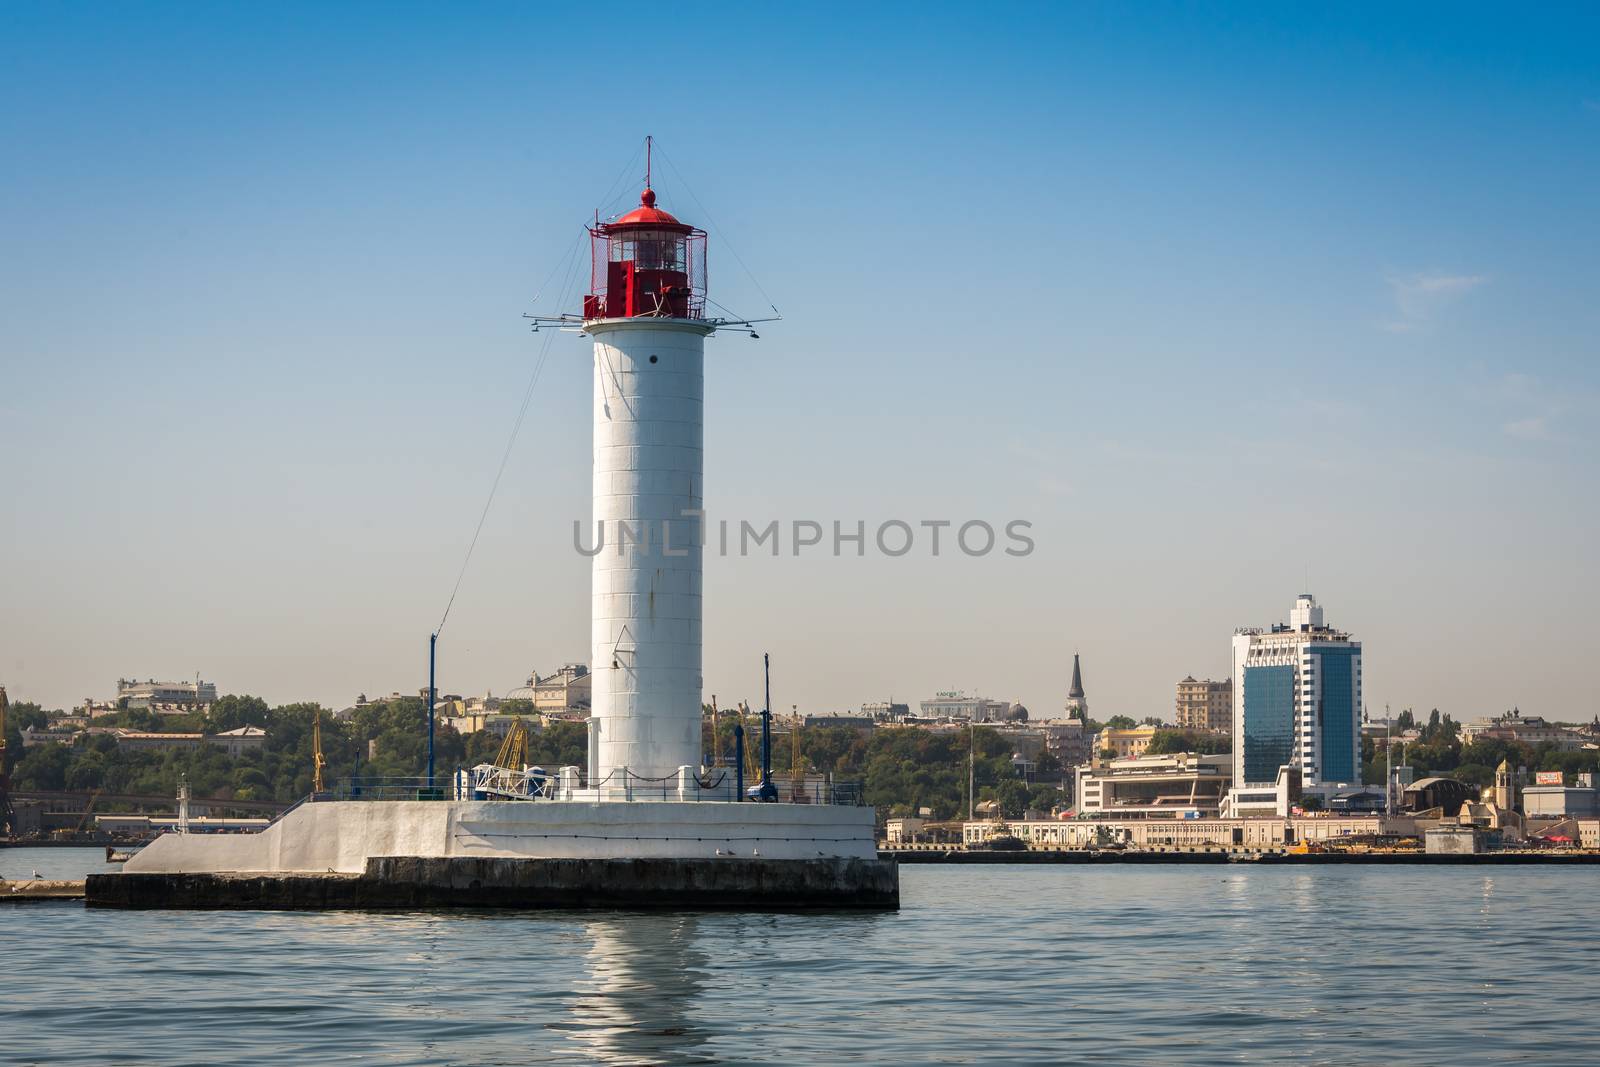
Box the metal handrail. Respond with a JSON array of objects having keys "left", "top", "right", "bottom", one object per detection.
[{"left": 330, "top": 771, "right": 868, "bottom": 806}]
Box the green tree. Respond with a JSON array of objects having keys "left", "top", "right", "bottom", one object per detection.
[
  {"left": 14, "top": 743, "right": 71, "bottom": 790},
  {"left": 1147, "top": 729, "right": 1231, "bottom": 756},
  {"left": 994, "top": 778, "right": 1032, "bottom": 818},
  {"left": 207, "top": 695, "right": 271, "bottom": 733}
]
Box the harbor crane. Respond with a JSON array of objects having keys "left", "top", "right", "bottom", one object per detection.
[
  {"left": 494, "top": 713, "right": 530, "bottom": 772},
  {"left": 312, "top": 707, "right": 327, "bottom": 794}
]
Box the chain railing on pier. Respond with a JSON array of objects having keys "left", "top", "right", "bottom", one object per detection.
[{"left": 329, "top": 770, "right": 867, "bottom": 806}]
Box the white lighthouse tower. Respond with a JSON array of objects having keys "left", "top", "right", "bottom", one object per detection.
[{"left": 583, "top": 175, "right": 711, "bottom": 791}]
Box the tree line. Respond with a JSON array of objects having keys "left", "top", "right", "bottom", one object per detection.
[
  {"left": 3, "top": 695, "right": 585, "bottom": 805},
  {"left": 4, "top": 695, "right": 1071, "bottom": 819}
]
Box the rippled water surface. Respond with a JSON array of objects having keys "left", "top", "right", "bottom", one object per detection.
[{"left": 4, "top": 848, "right": 1597, "bottom": 1065}]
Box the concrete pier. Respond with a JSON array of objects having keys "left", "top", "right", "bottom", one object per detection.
[
  {"left": 87, "top": 856, "right": 898, "bottom": 910},
  {"left": 2, "top": 879, "right": 85, "bottom": 901}
]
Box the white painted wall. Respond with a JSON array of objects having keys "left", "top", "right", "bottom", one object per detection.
[
  {"left": 123, "top": 800, "right": 878, "bottom": 874},
  {"left": 589, "top": 319, "right": 712, "bottom": 786}
]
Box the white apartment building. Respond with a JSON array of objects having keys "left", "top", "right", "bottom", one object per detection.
[
  {"left": 1074, "top": 752, "right": 1233, "bottom": 818},
  {"left": 116, "top": 677, "right": 218, "bottom": 709},
  {"left": 919, "top": 691, "right": 1010, "bottom": 722}
]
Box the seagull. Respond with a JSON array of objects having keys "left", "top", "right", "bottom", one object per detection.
[{"left": 31, "top": 869, "right": 41, "bottom": 879}]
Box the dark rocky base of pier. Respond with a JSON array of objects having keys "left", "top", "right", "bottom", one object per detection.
[{"left": 85, "top": 856, "right": 899, "bottom": 910}]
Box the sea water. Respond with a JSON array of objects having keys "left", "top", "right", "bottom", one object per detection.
[{"left": 3, "top": 847, "right": 1594, "bottom": 1065}]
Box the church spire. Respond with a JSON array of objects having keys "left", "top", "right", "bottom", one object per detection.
[{"left": 1065, "top": 652, "right": 1087, "bottom": 719}]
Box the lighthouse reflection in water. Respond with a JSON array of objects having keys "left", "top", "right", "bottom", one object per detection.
[{"left": 557, "top": 917, "right": 710, "bottom": 1066}]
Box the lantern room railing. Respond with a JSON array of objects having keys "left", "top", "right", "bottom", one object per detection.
[{"left": 585, "top": 225, "right": 707, "bottom": 321}]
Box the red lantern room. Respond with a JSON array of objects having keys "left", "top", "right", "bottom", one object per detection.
[{"left": 583, "top": 182, "right": 707, "bottom": 322}]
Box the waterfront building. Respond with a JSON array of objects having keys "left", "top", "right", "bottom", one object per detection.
[
  {"left": 442, "top": 712, "right": 527, "bottom": 738},
  {"left": 112, "top": 726, "right": 268, "bottom": 754},
  {"left": 991, "top": 725, "right": 1050, "bottom": 761},
  {"left": 1095, "top": 726, "right": 1157, "bottom": 761},
  {"left": 1523, "top": 773, "right": 1600, "bottom": 818},
  {"left": 860, "top": 700, "right": 910, "bottom": 721},
  {"left": 114, "top": 730, "right": 205, "bottom": 751},
  {"left": 803, "top": 713, "right": 876, "bottom": 732},
  {"left": 1227, "top": 594, "right": 1362, "bottom": 810},
  {"left": 80, "top": 699, "right": 118, "bottom": 720},
  {"left": 961, "top": 813, "right": 1409, "bottom": 849},
  {"left": 1064, "top": 653, "right": 1088, "bottom": 719},
  {"left": 116, "top": 677, "right": 218, "bottom": 710},
  {"left": 531, "top": 663, "right": 592, "bottom": 714},
  {"left": 919, "top": 691, "right": 1010, "bottom": 722},
  {"left": 1175, "top": 677, "right": 1231, "bottom": 733},
  {"left": 208, "top": 725, "right": 267, "bottom": 756},
  {"left": 884, "top": 817, "right": 925, "bottom": 844},
  {"left": 1041, "top": 718, "right": 1094, "bottom": 773},
  {"left": 1424, "top": 826, "right": 1490, "bottom": 854},
  {"left": 1459, "top": 712, "right": 1587, "bottom": 751},
  {"left": 1402, "top": 777, "right": 1474, "bottom": 817},
  {"left": 1326, "top": 787, "right": 1387, "bottom": 813},
  {"left": 1073, "top": 752, "right": 1232, "bottom": 818},
  {"left": 19, "top": 725, "right": 82, "bottom": 748}
]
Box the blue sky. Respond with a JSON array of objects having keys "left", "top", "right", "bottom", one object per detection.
[{"left": 2, "top": 3, "right": 1597, "bottom": 721}]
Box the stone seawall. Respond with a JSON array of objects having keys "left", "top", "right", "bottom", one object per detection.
[{"left": 86, "top": 856, "right": 899, "bottom": 910}]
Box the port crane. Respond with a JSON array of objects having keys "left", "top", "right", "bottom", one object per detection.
[
  {"left": 790, "top": 705, "right": 809, "bottom": 803},
  {"left": 494, "top": 713, "right": 530, "bottom": 772},
  {"left": 455, "top": 713, "right": 544, "bottom": 801},
  {"left": 71, "top": 788, "right": 103, "bottom": 837},
  {"left": 312, "top": 707, "right": 327, "bottom": 794}
]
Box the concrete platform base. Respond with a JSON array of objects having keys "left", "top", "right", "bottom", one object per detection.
[
  {"left": 86, "top": 856, "right": 899, "bottom": 911},
  {"left": 2, "top": 879, "right": 85, "bottom": 901}
]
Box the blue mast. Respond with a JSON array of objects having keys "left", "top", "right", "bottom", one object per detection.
[
  {"left": 427, "top": 631, "right": 437, "bottom": 791},
  {"left": 752, "top": 652, "right": 778, "bottom": 802},
  {"left": 734, "top": 720, "right": 745, "bottom": 801}
]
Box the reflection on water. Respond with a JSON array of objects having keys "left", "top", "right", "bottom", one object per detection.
[{"left": 556, "top": 915, "right": 711, "bottom": 1066}]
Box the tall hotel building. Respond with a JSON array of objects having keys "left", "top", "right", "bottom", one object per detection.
[{"left": 1227, "top": 594, "right": 1362, "bottom": 813}]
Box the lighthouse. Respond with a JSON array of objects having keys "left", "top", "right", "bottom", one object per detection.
[
  {"left": 105, "top": 146, "right": 895, "bottom": 909},
  {"left": 584, "top": 173, "right": 711, "bottom": 790}
]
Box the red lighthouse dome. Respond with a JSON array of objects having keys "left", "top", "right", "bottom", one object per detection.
[{"left": 611, "top": 187, "right": 693, "bottom": 232}]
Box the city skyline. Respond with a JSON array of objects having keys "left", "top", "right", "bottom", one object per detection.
[{"left": 3, "top": 5, "right": 1597, "bottom": 721}]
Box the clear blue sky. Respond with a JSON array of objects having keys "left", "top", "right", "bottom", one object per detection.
[{"left": 3, "top": 3, "right": 1597, "bottom": 721}]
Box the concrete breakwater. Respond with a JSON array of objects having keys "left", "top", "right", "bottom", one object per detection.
[
  {"left": 2, "top": 879, "right": 86, "bottom": 900},
  {"left": 86, "top": 855, "right": 899, "bottom": 910}
]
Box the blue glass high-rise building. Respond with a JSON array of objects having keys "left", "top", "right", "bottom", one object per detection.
[{"left": 1229, "top": 594, "right": 1363, "bottom": 810}]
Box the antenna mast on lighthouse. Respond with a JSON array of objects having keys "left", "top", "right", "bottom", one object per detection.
[{"left": 526, "top": 136, "right": 778, "bottom": 335}]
